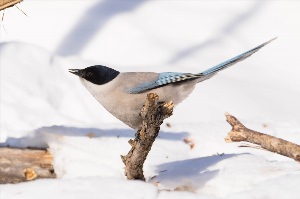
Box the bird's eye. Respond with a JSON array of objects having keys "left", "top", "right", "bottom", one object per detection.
[{"left": 86, "top": 72, "right": 93, "bottom": 77}]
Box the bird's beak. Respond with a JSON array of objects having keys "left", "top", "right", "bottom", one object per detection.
[{"left": 69, "top": 69, "right": 81, "bottom": 76}]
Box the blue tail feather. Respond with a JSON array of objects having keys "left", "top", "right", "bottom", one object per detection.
[
  {"left": 127, "top": 38, "right": 276, "bottom": 94},
  {"left": 200, "top": 37, "right": 276, "bottom": 76}
]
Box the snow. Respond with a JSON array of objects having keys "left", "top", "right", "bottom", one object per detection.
[{"left": 1, "top": 0, "right": 300, "bottom": 198}]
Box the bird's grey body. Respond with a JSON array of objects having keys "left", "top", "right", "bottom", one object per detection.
[
  {"left": 80, "top": 72, "right": 200, "bottom": 129},
  {"left": 70, "top": 38, "right": 276, "bottom": 129}
]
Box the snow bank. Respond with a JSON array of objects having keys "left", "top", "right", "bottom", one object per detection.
[{"left": 1, "top": 1, "right": 300, "bottom": 199}]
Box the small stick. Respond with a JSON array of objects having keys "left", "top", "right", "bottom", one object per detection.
[
  {"left": 225, "top": 113, "right": 300, "bottom": 162},
  {"left": 15, "top": 4, "right": 28, "bottom": 17},
  {"left": 121, "top": 93, "right": 174, "bottom": 180},
  {"left": 1, "top": 10, "right": 8, "bottom": 34},
  {"left": 0, "top": 0, "right": 22, "bottom": 11}
]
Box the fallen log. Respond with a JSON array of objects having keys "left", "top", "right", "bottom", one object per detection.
[{"left": 0, "top": 147, "right": 56, "bottom": 184}]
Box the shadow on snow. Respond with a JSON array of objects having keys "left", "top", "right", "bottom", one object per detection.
[
  {"left": 151, "top": 153, "right": 241, "bottom": 191},
  {"left": 55, "top": 0, "right": 144, "bottom": 56},
  {"left": 0, "top": 125, "right": 189, "bottom": 148}
]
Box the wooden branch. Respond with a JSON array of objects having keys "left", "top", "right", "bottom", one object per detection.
[
  {"left": 121, "top": 93, "right": 174, "bottom": 180},
  {"left": 225, "top": 113, "right": 300, "bottom": 162},
  {"left": 0, "top": 0, "right": 22, "bottom": 11},
  {"left": 0, "top": 147, "right": 56, "bottom": 184}
]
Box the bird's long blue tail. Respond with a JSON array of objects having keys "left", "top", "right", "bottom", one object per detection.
[
  {"left": 127, "top": 38, "right": 276, "bottom": 94},
  {"left": 200, "top": 37, "right": 277, "bottom": 76}
]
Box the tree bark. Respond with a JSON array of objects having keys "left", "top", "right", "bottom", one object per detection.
[
  {"left": 0, "top": 147, "right": 56, "bottom": 184},
  {"left": 0, "top": 0, "right": 22, "bottom": 11},
  {"left": 121, "top": 93, "right": 174, "bottom": 180},
  {"left": 225, "top": 113, "right": 300, "bottom": 162}
]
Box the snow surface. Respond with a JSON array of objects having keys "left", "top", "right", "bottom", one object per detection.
[{"left": 1, "top": 0, "right": 300, "bottom": 198}]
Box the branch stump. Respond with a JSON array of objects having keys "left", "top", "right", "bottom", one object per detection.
[{"left": 121, "top": 93, "right": 174, "bottom": 180}]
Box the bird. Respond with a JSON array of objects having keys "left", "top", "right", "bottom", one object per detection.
[{"left": 69, "top": 38, "right": 276, "bottom": 130}]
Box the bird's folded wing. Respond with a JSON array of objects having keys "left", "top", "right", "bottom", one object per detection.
[{"left": 127, "top": 72, "right": 203, "bottom": 94}]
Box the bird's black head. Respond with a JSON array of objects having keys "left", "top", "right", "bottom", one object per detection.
[{"left": 69, "top": 65, "right": 120, "bottom": 85}]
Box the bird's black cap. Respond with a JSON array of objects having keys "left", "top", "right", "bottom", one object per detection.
[{"left": 69, "top": 65, "right": 120, "bottom": 85}]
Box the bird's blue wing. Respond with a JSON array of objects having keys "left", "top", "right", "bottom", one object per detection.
[
  {"left": 200, "top": 37, "right": 276, "bottom": 76},
  {"left": 127, "top": 72, "right": 203, "bottom": 94},
  {"left": 156, "top": 72, "right": 202, "bottom": 85}
]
